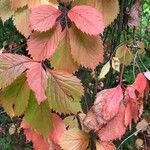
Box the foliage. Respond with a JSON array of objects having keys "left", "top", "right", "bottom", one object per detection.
[{"left": 0, "top": 0, "right": 150, "bottom": 150}]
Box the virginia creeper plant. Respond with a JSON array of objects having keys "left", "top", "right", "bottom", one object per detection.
[{"left": 0, "top": 0, "right": 149, "bottom": 149}]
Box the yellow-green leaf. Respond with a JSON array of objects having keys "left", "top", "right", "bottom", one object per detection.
[
  {"left": 14, "top": 7, "right": 31, "bottom": 38},
  {"left": 24, "top": 92, "right": 52, "bottom": 137},
  {"left": 0, "top": 0, "right": 15, "bottom": 22},
  {"left": 116, "top": 44, "right": 133, "bottom": 66},
  {"left": 46, "top": 70, "right": 84, "bottom": 114},
  {"left": 51, "top": 31, "right": 79, "bottom": 73},
  {"left": 0, "top": 74, "right": 30, "bottom": 117}
]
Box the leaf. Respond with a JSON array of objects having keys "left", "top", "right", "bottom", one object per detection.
[
  {"left": 112, "top": 57, "right": 120, "bottom": 72},
  {"left": 0, "top": 0, "right": 15, "bottom": 22},
  {"left": 46, "top": 70, "right": 84, "bottom": 114},
  {"left": 9, "top": 124, "right": 16, "bottom": 135},
  {"left": 124, "top": 102, "right": 132, "bottom": 129},
  {"left": 136, "top": 119, "right": 149, "bottom": 131},
  {"left": 68, "top": 5, "right": 104, "bottom": 35},
  {"left": 135, "top": 73, "right": 147, "bottom": 94},
  {"left": 30, "top": 5, "right": 61, "bottom": 32},
  {"left": 64, "top": 116, "right": 78, "bottom": 129},
  {"left": 69, "top": 24, "right": 103, "bottom": 69},
  {"left": 27, "top": 25, "right": 63, "bottom": 61},
  {"left": 0, "top": 74, "right": 30, "bottom": 117},
  {"left": 25, "top": 62, "right": 48, "bottom": 104},
  {"left": 10, "top": 0, "right": 27, "bottom": 10},
  {"left": 94, "top": 85, "right": 123, "bottom": 121},
  {"left": 98, "top": 61, "right": 110, "bottom": 79},
  {"left": 14, "top": 7, "right": 31, "bottom": 38},
  {"left": 59, "top": 128, "right": 89, "bottom": 150},
  {"left": 98, "top": 104, "right": 126, "bottom": 141},
  {"left": 144, "top": 71, "right": 150, "bottom": 80},
  {"left": 27, "top": 0, "right": 51, "bottom": 8},
  {"left": 116, "top": 44, "right": 133, "bottom": 66},
  {"left": 51, "top": 30, "right": 79, "bottom": 73},
  {"left": 94, "top": 0, "right": 119, "bottom": 27},
  {"left": 0, "top": 53, "right": 31, "bottom": 88},
  {"left": 50, "top": 114, "right": 66, "bottom": 144},
  {"left": 84, "top": 108, "right": 102, "bottom": 131},
  {"left": 21, "top": 121, "right": 56, "bottom": 150},
  {"left": 21, "top": 113, "right": 64, "bottom": 150},
  {"left": 128, "top": 0, "right": 140, "bottom": 27},
  {"left": 72, "top": 0, "right": 119, "bottom": 27},
  {"left": 96, "top": 141, "right": 116, "bottom": 150},
  {"left": 24, "top": 92, "right": 52, "bottom": 137}
]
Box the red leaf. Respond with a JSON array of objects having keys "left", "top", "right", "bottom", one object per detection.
[
  {"left": 27, "top": 25, "right": 63, "bottom": 61},
  {"left": 68, "top": 5, "right": 104, "bottom": 35},
  {"left": 50, "top": 114, "right": 66, "bottom": 144},
  {"left": 98, "top": 104, "right": 126, "bottom": 141},
  {"left": 124, "top": 84, "right": 144, "bottom": 127},
  {"left": 135, "top": 73, "right": 147, "bottom": 94},
  {"left": 25, "top": 62, "right": 48, "bottom": 104},
  {"left": 21, "top": 121, "right": 51, "bottom": 150},
  {"left": 94, "top": 85, "right": 123, "bottom": 121},
  {"left": 21, "top": 113, "right": 65, "bottom": 150},
  {"left": 30, "top": 5, "right": 61, "bottom": 32},
  {"left": 125, "top": 85, "right": 137, "bottom": 100},
  {"left": 124, "top": 102, "right": 132, "bottom": 129}
]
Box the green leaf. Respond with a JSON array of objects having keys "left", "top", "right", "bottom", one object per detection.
[
  {"left": 46, "top": 70, "right": 84, "bottom": 114},
  {"left": 116, "top": 44, "right": 133, "bottom": 66},
  {"left": 51, "top": 31, "right": 79, "bottom": 73},
  {"left": 0, "top": 74, "right": 30, "bottom": 117},
  {"left": 24, "top": 92, "right": 52, "bottom": 137},
  {"left": 0, "top": 0, "right": 15, "bottom": 22}
]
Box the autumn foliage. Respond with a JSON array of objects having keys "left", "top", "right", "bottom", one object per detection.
[{"left": 0, "top": 0, "right": 149, "bottom": 150}]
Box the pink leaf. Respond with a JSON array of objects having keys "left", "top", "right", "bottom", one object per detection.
[
  {"left": 30, "top": 5, "right": 61, "bottom": 32},
  {"left": 21, "top": 121, "right": 51, "bottom": 150},
  {"left": 124, "top": 83, "right": 144, "bottom": 126},
  {"left": 0, "top": 53, "right": 31, "bottom": 88},
  {"left": 27, "top": 25, "right": 63, "bottom": 61},
  {"left": 124, "top": 102, "right": 132, "bottom": 129},
  {"left": 50, "top": 114, "right": 66, "bottom": 144},
  {"left": 83, "top": 108, "right": 104, "bottom": 132},
  {"left": 125, "top": 85, "right": 137, "bottom": 100},
  {"left": 68, "top": 5, "right": 104, "bottom": 35},
  {"left": 135, "top": 73, "right": 147, "bottom": 94},
  {"left": 25, "top": 62, "right": 48, "bottom": 104},
  {"left": 94, "top": 85, "right": 123, "bottom": 121},
  {"left": 98, "top": 104, "right": 126, "bottom": 141},
  {"left": 21, "top": 114, "right": 65, "bottom": 150},
  {"left": 128, "top": 0, "right": 140, "bottom": 27},
  {"left": 144, "top": 71, "right": 150, "bottom": 80}
]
